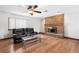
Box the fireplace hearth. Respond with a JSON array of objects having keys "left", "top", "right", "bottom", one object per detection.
[{"left": 48, "top": 27, "right": 57, "bottom": 33}]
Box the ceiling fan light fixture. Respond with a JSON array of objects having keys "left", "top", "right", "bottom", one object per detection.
[
  {"left": 28, "top": 10, "right": 33, "bottom": 15},
  {"left": 28, "top": 10, "right": 33, "bottom": 13},
  {"left": 30, "top": 13, "right": 33, "bottom": 15}
]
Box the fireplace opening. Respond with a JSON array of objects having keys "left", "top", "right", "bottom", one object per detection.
[{"left": 48, "top": 27, "right": 57, "bottom": 33}]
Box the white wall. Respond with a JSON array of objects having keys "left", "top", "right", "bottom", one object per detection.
[
  {"left": 64, "top": 6, "right": 79, "bottom": 39},
  {"left": 1, "top": 5, "right": 79, "bottom": 39},
  {"left": 42, "top": 18, "right": 45, "bottom": 32},
  {"left": 42, "top": 5, "right": 79, "bottom": 39},
  {"left": 0, "top": 11, "right": 42, "bottom": 39}
]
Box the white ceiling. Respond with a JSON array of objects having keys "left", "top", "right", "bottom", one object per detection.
[{"left": 0, "top": 5, "right": 65, "bottom": 18}]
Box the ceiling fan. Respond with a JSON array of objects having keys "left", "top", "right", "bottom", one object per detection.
[
  {"left": 18, "top": 5, "right": 47, "bottom": 15},
  {"left": 27, "top": 5, "right": 42, "bottom": 15}
]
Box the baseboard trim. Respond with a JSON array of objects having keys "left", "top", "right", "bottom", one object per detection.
[
  {"left": 0, "top": 37, "right": 12, "bottom": 40},
  {"left": 39, "top": 32, "right": 45, "bottom": 34},
  {"left": 64, "top": 36, "right": 79, "bottom": 40},
  {"left": 40, "top": 32, "right": 79, "bottom": 40}
]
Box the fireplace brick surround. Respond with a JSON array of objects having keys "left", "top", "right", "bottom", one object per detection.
[
  {"left": 45, "top": 14, "right": 64, "bottom": 37},
  {"left": 48, "top": 26, "right": 57, "bottom": 33}
]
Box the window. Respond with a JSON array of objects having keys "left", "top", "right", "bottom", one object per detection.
[
  {"left": 16, "top": 19, "right": 26, "bottom": 28},
  {"left": 8, "top": 18, "right": 16, "bottom": 29},
  {"left": 8, "top": 17, "right": 27, "bottom": 29}
]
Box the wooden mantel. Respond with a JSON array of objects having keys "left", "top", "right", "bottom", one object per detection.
[{"left": 45, "top": 14, "right": 64, "bottom": 36}]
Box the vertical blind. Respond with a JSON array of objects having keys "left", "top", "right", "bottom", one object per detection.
[
  {"left": 8, "top": 17, "right": 31, "bottom": 29},
  {"left": 16, "top": 19, "right": 27, "bottom": 28}
]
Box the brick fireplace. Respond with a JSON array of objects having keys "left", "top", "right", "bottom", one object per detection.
[
  {"left": 45, "top": 14, "right": 64, "bottom": 36},
  {"left": 48, "top": 27, "right": 57, "bottom": 33}
]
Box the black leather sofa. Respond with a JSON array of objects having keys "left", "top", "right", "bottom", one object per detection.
[{"left": 13, "top": 28, "right": 38, "bottom": 43}]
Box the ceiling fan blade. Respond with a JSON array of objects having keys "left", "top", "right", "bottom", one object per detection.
[
  {"left": 27, "top": 5, "right": 38, "bottom": 10},
  {"left": 27, "top": 5, "right": 32, "bottom": 9},
  {"left": 33, "top": 5, "right": 38, "bottom": 9},
  {"left": 34, "top": 10, "right": 42, "bottom": 13}
]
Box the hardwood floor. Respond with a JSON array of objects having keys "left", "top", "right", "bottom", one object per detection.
[{"left": 0, "top": 34, "right": 79, "bottom": 53}]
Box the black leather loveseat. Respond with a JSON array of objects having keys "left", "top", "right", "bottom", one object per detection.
[{"left": 13, "top": 28, "right": 38, "bottom": 43}]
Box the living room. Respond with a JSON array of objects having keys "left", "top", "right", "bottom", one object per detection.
[{"left": 0, "top": 5, "right": 79, "bottom": 53}]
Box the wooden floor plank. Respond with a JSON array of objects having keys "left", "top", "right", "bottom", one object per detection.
[{"left": 0, "top": 34, "right": 79, "bottom": 53}]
